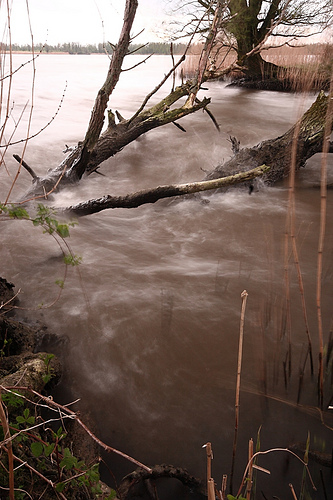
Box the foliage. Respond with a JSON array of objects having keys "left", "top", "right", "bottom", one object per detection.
[
  {"left": 0, "top": 391, "right": 117, "bottom": 499},
  {"left": 40, "top": 353, "right": 55, "bottom": 384},
  {"left": 0, "top": 202, "right": 81, "bottom": 299},
  {"left": 0, "top": 202, "right": 77, "bottom": 238}
]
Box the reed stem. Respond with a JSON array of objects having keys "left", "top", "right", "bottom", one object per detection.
[
  {"left": 230, "top": 290, "right": 248, "bottom": 494},
  {"left": 317, "top": 72, "right": 333, "bottom": 409}
]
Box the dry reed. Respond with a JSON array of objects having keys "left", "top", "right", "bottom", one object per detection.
[
  {"left": 230, "top": 290, "right": 248, "bottom": 494},
  {"left": 316, "top": 72, "right": 333, "bottom": 409}
]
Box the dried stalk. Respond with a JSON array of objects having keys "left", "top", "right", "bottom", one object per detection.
[
  {"left": 220, "top": 474, "right": 227, "bottom": 500},
  {"left": 246, "top": 438, "right": 254, "bottom": 500},
  {"left": 317, "top": 73, "right": 333, "bottom": 409},
  {"left": 0, "top": 391, "right": 14, "bottom": 500},
  {"left": 289, "top": 482, "right": 299, "bottom": 500},
  {"left": 208, "top": 478, "right": 215, "bottom": 500},
  {"left": 236, "top": 448, "right": 317, "bottom": 498},
  {"left": 288, "top": 114, "right": 314, "bottom": 377},
  {"left": 230, "top": 290, "right": 248, "bottom": 494}
]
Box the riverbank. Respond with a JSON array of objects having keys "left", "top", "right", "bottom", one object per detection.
[{"left": 0, "top": 277, "right": 114, "bottom": 499}]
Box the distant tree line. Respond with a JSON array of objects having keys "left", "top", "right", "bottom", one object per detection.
[{"left": 9, "top": 42, "right": 188, "bottom": 55}]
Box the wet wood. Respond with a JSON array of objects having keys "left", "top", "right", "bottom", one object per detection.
[
  {"left": 206, "top": 91, "right": 332, "bottom": 186},
  {"left": 117, "top": 464, "right": 206, "bottom": 499},
  {"left": 63, "top": 165, "right": 269, "bottom": 216}
]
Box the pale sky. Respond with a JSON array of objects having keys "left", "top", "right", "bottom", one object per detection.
[{"left": 5, "top": 0, "right": 178, "bottom": 45}]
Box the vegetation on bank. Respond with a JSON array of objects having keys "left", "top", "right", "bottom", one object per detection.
[{"left": 9, "top": 41, "right": 188, "bottom": 55}]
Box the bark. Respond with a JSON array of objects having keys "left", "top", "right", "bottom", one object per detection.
[
  {"left": 206, "top": 90, "right": 332, "bottom": 184},
  {"left": 64, "top": 165, "right": 269, "bottom": 216},
  {"left": 117, "top": 464, "right": 206, "bottom": 499},
  {"left": 73, "top": 0, "right": 138, "bottom": 180}
]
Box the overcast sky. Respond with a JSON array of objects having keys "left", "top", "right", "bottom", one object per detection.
[{"left": 6, "top": 0, "right": 178, "bottom": 45}]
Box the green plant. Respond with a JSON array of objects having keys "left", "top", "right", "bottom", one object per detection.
[
  {"left": 0, "top": 391, "right": 24, "bottom": 410},
  {"left": 0, "top": 393, "right": 109, "bottom": 498},
  {"left": 0, "top": 202, "right": 81, "bottom": 308},
  {"left": 40, "top": 353, "right": 55, "bottom": 384}
]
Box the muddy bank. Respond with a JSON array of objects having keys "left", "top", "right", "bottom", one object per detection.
[{"left": 0, "top": 277, "right": 114, "bottom": 499}]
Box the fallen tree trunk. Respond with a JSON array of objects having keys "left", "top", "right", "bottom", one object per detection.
[
  {"left": 206, "top": 90, "right": 332, "bottom": 185},
  {"left": 60, "top": 91, "right": 332, "bottom": 217}
]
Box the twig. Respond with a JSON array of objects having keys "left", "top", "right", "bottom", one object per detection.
[
  {"left": 17, "top": 163, "right": 67, "bottom": 204},
  {"left": 0, "top": 287, "right": 21, "bottom": 313},
  {"left": 128, "top": 53, "right": 186, "bottom": 124},
  {"left": 122, "top": 53, "right": 153, "bottom": 71},
  {"left": 220, "top": 474, "right": 227, "bottom": 500},
  {"left": 289, "top": 483, "right": 299, "bottom": 500},
  {"left": 288, "top": 107, "right": 314, "bottom": 377},
  {"left": 170, "top": 43, "right": 176, "bottom": 92},
  {"left": 246, "top": 438, "right": 254, "bottom": 500},
  {"left": 2, "top": 446, "right": 67, "bottom": 500},
  {"left": 13, "top": 154, "right": 38, "bottom": 180},
  {"left": 1, "top": 82, "right": 67, "bottom": 148},
  {"left": 1, "top": 386, "right": 152, "bottom": 473},
  {"left": 236, "top": 448, "right": 317, "bottom": 498}
]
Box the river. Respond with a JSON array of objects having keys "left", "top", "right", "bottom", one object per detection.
[{"left": 1, "top": 54, "right": 333, "bottom": 499}]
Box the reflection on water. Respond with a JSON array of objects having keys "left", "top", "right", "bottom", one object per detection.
[{"left": 1, "top": 55, "right": 333, "bottom": 498}]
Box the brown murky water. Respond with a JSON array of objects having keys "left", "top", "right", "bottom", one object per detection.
[{"left": 1, "top": 54, "right": 333, "bottom": 498}]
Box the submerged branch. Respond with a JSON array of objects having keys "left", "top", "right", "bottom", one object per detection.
[{"left": 62, "top": 165, "right": 270, "bottom": 216}]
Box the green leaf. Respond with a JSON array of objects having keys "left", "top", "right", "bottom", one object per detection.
[
  {"left": 55, "top": 482, "right": 66, "bottom": 492},
  {"left": 107, "top": 490, "right": 117, "bottom": 500},
  {"left": 55, "top": 279, "right": 65, "bottom": 289},
  {"left": 8, "top": 206, "right": 29, "bottom": 219},
  {"left": 31, "top": 441, "right": 44, "bottom": 457},
  {"left": 60, "top": 448, "right": 78, "bottom": 470},
  {"left": 42, "top": 374, "right": 52, "bottom": 384},
  {"left": 16, "top": 416, "right": 26, "bottom": 424},
  {"left": 44, "top": 443, "right": 55, "bottom": 457},
  {"left": 63, "top": 254, "right": 82, "bottom": 266},
  {"left": 1, "top": 391, "right": 24, "bottom": 409},
  {"left": 56, "top": 224, "right": 70, "bottom": 238}
]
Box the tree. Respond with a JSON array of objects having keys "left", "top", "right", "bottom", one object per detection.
[
  {"left": 174, "top": 0, "right": 333, "bottom": 80},
  {"left": 3, "top": 0, "right": 333, "bottom": 214}
]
